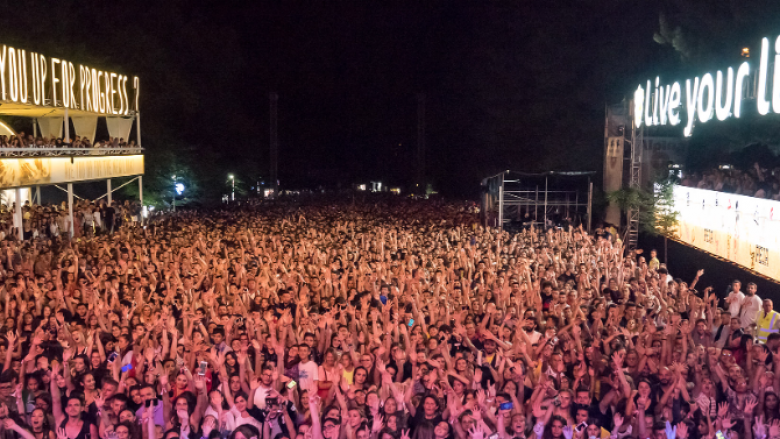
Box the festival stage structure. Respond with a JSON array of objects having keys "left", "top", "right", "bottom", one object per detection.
[
  {"left": 603, "top": 102, "right": 687, "bottom": 249},
  {"left": 482, "top": 170, "right": 594, "bottom": 231},
  {"left": 0, "top": 43, "right": 143, "bottom": 239},
  {"left": 607, "top": 31, "right": 780, "bottom": 279}
]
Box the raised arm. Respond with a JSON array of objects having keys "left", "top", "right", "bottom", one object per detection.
[
  {"left": 4, "top": 418, "right": 36, "bottom": 439},
  {"left": 50, "top": 364, "right": 65, "bottom": 425},
  {"left": 308, "top": 396, "right": 324, "bottom": 439}
]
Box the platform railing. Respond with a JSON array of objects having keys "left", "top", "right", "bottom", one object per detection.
[{"left": 0, "top": 147, "right": 144, "bottom": 157}]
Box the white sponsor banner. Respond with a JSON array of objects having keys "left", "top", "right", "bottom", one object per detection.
[{"left": 673, "top": 185, "right": 780, "bottom": 279}]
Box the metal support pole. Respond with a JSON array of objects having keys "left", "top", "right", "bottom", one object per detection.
[
  {"left": 92, "top": 177, "right": 138, "bottom": 201},
  {"left": 498, "top": 185, "right": 504, "bottom": 230},
  {"left": 107, "top": 179, "right": 112, "bottom": 205},
  {"left": 269, "top": 93, "right": 278, "bottom": 195},
  {"left": 67, "top": 183, "right": 74, "bottom": 238},
  {"left": 33, "top": 119, "right": 37, "bottom": 138},
  {"left": 64, "top": 107, "right": 70, "bottom": 143},
  {"left": 172, "top": 176, "right": 176, "bottom": 212},
  {"left": 575, "top": 192, "right": 579, "bottom": 225},
  {"left": 482, "top": 192, "right": 489, "bottom": 228},
  {"left": 35, "top": 186, "right": 40, "bottom": 205},
  {"left": 544, "top": 177, "right": 548, "bottom": 229},
  {"left": 416, "top": 94, "right": 426, "bottom": 191},
  {"left": 14, "top": 188, "right": 23, "bottom": 241},
  {"left": 587, "top": 181, "right": 593, "bottom": 232},
  {"left": 535, "top": 186, "right": 539, "bottom": 221},
  {"left": 136, "top": 113, "right": 142, "bottom": 147},
  {"left": 139, "top": 176, "right": 143, "bottom": 205}
]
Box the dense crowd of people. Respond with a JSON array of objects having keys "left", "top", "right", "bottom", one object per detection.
[
  {"left": 0, "top": 134, "right": 138, "bottom": 152},
  {"left": 0, "top": 199, "right": 143, "bottom": 241},
  {"left": 681, "top": 163, "right": 780, "bottom": 200},
  {"left": 0, "top": 197, "right": 772, "bottom": 439}
]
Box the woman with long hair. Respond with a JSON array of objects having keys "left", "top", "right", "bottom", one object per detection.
[
  {"left": 169, "top": 372, "right": 191, "bottom": 401},
  {"left": 223, "top": 352, "right": 240, "bottom": 377},
  {"left": 759, "top": 386, "right": 780, "bottom": 424},
  {"left": 204, "top": 389, "right": 235, "bottom": 437},
  {"left": 540, "top": 415, "right": 569, "bottom": 439},
  {"left": 352, "top": 366, "right": 369, "bottom": 391},
  {"left": 228, "top": 425, "right": 260, "bottom": 439},
  {"left": 79, "top": 372, "right": 100, "bottom": 409},
  {"left": 224, "top": 386, "right": 263, "bottom": 431},
  {"left": 317, "top": 349, "right": 338, "bottom": 400},
  {"left": 114, "top": 421, "right": 140, "bottom": 439},
  {"left": 29, "top": 408, "right": 55, "bottom": 439}
]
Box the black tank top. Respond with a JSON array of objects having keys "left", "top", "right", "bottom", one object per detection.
[{"left": 59, "top": 418, "right": 91, "bottom": 439}]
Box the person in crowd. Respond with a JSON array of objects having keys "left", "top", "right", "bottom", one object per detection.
[
  {"left": 0, "top": 135, "right": 135, "bottom": 153},
  {"left": 740, "top": 282, "right": 762, "bottom": 329},
  {"left": 0, "top": 196, "right": 770, "bottom": 439},
  {"left": 725, "top": 280, "right": 745, "bottom": 319},
  {"left": 681, "top": 162, "right": 780, "bottom": 200},
  {"left": 0, "top": 200, "right": 137, "bottom": 240}
]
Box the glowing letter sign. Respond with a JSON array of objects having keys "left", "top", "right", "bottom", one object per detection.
[
  {"left": 630, "top": 34, "right": 780, "bottom": 136},
  {"left": 0, "top": 44, "right": 139, "bottom": 114}
]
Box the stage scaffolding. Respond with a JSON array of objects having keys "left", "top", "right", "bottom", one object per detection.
[{"left": 482, "top": 171, "right": 595, "bottom": 231}]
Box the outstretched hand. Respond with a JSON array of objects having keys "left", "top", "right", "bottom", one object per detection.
[
  {"left": 467, "top": 424, "right": 485, "bottom": 439},
  {"left": 664, "top": 421, "right": 677, "bottom": 439}
]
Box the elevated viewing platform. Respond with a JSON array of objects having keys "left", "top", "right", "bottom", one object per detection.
[
  {"left": 0, "top": 146, "right": 143, "bottom": 157},
  {"left": 0, "top": 151, "right": 144, "bottom": 190},
  {"left": 0, "top": 42, "right": 144, "bottom": 238}
]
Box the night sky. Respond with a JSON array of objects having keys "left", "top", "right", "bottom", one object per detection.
[{"left": 1, "top": 1, "right": 776, "bottom": 199}]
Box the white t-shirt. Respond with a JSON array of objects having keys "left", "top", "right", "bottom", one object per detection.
[
  {"left": 121, "top": 350, "right": 133, "bottom": 367},
  {"left": 727, "top": 291, "right": 745, "bottom": 318},
  {"left": 230, "top": 407, "right": 263, "bottom": 431},
  {"left": 298, "top": 360, "right": 319, "bottom": 392},
  {"left": 740, "top": 294, "right": 763, "bottom": 328},
  {"left": 252, "top": 385, "right": 272, "bottom": 409},
  {"left": 204, "top": 406, "right": 235, "bottom": 432},
  {"left": 524, "top": 330, "right": 542, "bottom": 345}
]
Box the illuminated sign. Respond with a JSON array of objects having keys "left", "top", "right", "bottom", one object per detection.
[
  {"left": 672, "top": 185, "right": 780, "bottom": 280},
  {"left": 0, "top": 155, "right": 144, "bottom": 188},
  {"left": 0, "top": 44, "right": 139, "bottom": 114},
  {"left": 632, "top": 36, "right": 780, "bottom": 137}
]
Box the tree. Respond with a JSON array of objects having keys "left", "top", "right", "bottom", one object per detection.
[
  {"left": 605, "top": 186, "right": 651, "bottom": 233},
  {"left": 120, "top": 147, "right": 201, "bottom": 209},
  {"left": 652, "top": 178, "right": 680, "bottom": 262},
  {"left": 607, "top": 177, "right": 679, "bottom": 261}
]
